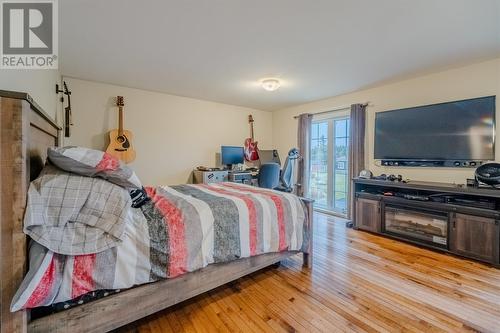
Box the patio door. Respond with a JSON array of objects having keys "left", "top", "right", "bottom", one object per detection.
[{"left": 309, "top": 115, "right": 350, "bottom": 215}]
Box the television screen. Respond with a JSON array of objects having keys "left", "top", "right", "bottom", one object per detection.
[{"left": 374, "top": 96, "right": 496, "bottom": 161}]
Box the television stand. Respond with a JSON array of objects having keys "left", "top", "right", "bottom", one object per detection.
[{"left": 353, "top": 178, "right": 500, "bottom": 266}]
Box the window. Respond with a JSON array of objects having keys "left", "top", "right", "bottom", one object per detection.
[{"left": 309, "top": 115, "right": 350, "bottom": 215}]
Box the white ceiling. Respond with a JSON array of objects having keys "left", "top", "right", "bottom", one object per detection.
[{"left": 60, "top": 0, "right": 500, "bottom": 111}]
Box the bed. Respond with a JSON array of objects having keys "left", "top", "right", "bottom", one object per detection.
[{"left": 0, "top": 90, "right": 313, "bottom": 333}]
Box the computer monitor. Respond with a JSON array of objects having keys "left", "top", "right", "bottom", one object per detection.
[
  {"left": 221, "top": 146, "right": 244, "bottom": 169},
  {"left": 258, "top": 149, "right": 281, "bottom": 166}
]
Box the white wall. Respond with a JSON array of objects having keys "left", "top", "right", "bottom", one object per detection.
[
  {"left": 273, "top": 58, "right": 500, "bottom": 184},
  {"left": 64, "top": 78, "right": 273, "bottom": 185},
  {"left": 6, "top": 58, "right": 498, "bottom": 186},
  {"left": 0, "top": 69, "right": 61, "bottom": 119}
]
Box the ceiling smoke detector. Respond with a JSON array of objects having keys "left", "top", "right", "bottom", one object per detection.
[{"left": 261, "top": 78, "right": 281, "bottom": 92}]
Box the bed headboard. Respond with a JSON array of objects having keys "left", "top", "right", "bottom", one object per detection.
[{"left": 0, "top": 90, "right": 61, "bottom": 333}]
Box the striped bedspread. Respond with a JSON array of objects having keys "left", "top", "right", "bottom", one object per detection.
[{"left": 12, "top": 182, "right": 306, "bottom": 311}]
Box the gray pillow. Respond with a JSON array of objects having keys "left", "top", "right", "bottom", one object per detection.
[{"left": 47, "top": 146, "right": 142, "bottom": 189}]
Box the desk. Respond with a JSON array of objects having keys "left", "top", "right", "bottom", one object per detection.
[
  {"left": 193, "top": 169, "right": 258, "bottom": 185},
  {"left": 193, "top": 170, "right": 228, "bottom": 184}
]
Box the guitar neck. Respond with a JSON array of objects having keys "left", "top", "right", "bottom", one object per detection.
[
  {"left": 118, "top": 106, "right": 124, "bottom": 136},
  {"left": 250, "top": 122, "right": 254, "bottom": 140}
]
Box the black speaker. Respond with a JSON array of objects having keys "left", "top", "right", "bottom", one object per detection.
[{"left": 475, "top": 163, "right": 500, "bottom": 186}]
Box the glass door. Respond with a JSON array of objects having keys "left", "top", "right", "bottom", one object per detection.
[
  {"left": 333, "top": 118, "right": 349, "bottom": 213},
  {"left": 310, "top": 121, "right": 329, "bottom": 208},
  {"left": 310, "top": 115, "right": 350, "bottom": 215}
]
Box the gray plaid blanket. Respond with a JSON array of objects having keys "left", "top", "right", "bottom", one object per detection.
[{"left": 23, "top": 165, "right": 131, "bottom": 255}]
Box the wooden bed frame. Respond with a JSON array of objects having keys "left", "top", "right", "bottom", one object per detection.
[{"left": 0, "top": 91, "right": 314, "bottom": 333}]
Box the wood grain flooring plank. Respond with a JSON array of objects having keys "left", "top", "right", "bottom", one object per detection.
[{"left": 117, "top": 212, "right": 500, "bottom": 333}]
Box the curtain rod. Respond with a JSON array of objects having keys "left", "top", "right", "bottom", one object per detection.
[{"left": 293, "top": 102, "right": 370, "bottom": 119}]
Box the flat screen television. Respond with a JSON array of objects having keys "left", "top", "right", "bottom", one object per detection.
[{"left": 374, "top": 96, "right": 496, "bottom": 165}]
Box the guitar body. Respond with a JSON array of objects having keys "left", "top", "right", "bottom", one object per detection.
[
  {"left": 105, "top": 96, "right": 136, "bottom": 164},
  {"left": 106, "top": 129, "right": 136, "bottom": 164},
  {"left": 244, "top": 115, "right": 260, "bottom": 161},
  {"left": 244, "top": 138, "right": 259, "bottom": 161}
]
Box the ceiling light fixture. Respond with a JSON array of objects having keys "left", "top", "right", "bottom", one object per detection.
[{"left": 261, "top": 78, "right": 281, "bottom": 92}]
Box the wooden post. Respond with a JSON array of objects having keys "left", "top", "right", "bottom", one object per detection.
[
  {"left": 300, "top": 197, "right": 314, "bottom": 268},
  {"left": 1, "top": 97, "right": 29, "bottom": 333}
]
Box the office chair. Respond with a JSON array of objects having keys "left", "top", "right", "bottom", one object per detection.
[
  {"left": 276, "top": 148, "right": 300, "bottom": 192},
  {"left": 257, "top": 163, "right": 280, "bottom": 189}
]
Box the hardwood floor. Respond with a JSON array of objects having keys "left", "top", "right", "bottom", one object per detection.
[{"left": 117, "top": 212, "right": 500, "bottom": 333}]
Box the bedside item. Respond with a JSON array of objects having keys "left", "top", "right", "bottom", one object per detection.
[
  {"left": 244, "top": 115, "right": 259, "bottom": 161},
  {"left": 475, "top": 163, "right": 500, "bottom": 187},
  {"left": 106, "top": 96, "right": 136, "bottom": 163},
  {"left": 193, "top": 169, "right": 228, "bottom": 184},
  {"left": 359, "top": 170, "right": 373, "bottom": 179}
]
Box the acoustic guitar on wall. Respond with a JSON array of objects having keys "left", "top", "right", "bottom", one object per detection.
[
  {"left": 244, "top": 115, "right": 259, "bottom": 161},
  {"left": 106, "top": 96, "right": 136, "bottom": 163}
]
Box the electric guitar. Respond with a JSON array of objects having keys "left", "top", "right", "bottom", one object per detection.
[
  {"left": 106, "top": 96, "right": 136, "bottom": 163},
  {"left": 244, "top": 115, "right": 259, "bottom": 161}
]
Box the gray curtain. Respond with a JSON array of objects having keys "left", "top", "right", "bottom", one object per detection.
[
  {"left": 348, "top": 104, "right": 367, "bottom": 219},
  {"left": 296, "top": 113, "right": 313, "bottom": 197}
]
